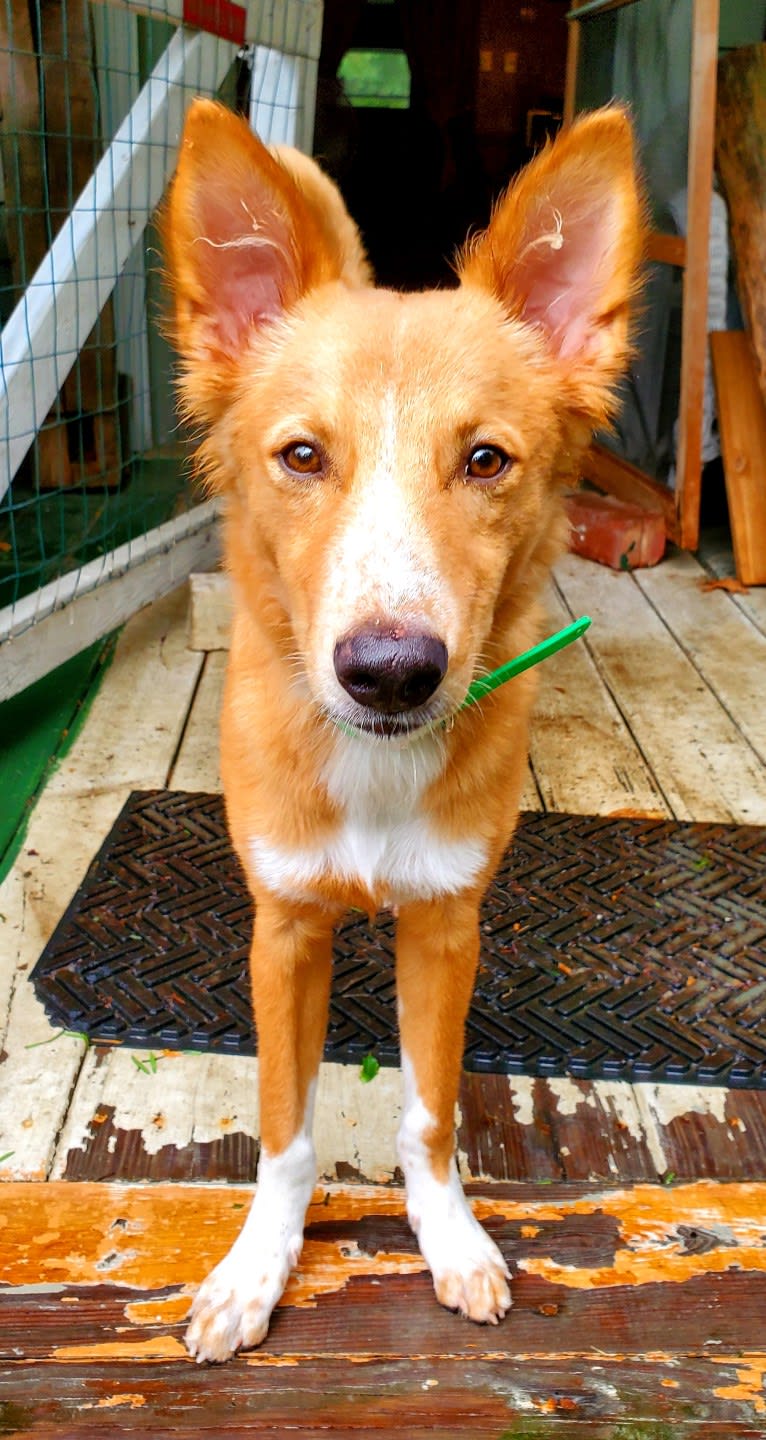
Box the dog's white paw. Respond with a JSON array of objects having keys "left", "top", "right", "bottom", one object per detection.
[
  {"left": 185, "top": 1250, "right": 292, "bottom": 1363},
  {"left": 431, "top": 1229, "right": 512, "bottom": 1324},
  {"left": 410, "top": 1186, "right": 511, "bottom": 1326}
]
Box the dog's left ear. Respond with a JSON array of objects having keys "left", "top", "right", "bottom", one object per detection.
[{"left": 459, "top": 107, "right": 643, "bottom": 423}]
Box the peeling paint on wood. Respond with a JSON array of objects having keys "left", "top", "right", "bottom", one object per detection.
[
  {"left": 80, "top": 1392, "right": 148, "bottom": 1410},
  {"left": 712, "top": 1355, "right": 766, "bottom": 1414},
  {"left": 3, "top": 1182, "right": 766, "bottom": 1431},
  {"left": 3, "top": 1180, "right": 765, "bottom": 1297},
  {"left": 642, "top": 1083, "right": 729, "bottom": 1129},
  {"left": 458, "top": 1075, "right": 561, "bottom": 1182},
  {"left": 53, "top": 1053, "right": 405, "bottom": 1185}
]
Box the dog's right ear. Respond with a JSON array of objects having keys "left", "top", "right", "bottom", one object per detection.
[
  {"left": 164, "top": 101, "right": 347, "bottom": 418},
  {"left": 458, "top": 107, "right": 644, "bottom": 426}
]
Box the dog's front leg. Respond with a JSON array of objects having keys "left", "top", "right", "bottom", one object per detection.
[
  {"left": 186, "top": 895, "right": 334, "bottom": 1363},
  {"left": 396, "top": 895, "right": 511, "bottom": 1325}
]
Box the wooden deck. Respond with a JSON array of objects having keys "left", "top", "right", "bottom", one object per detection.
[{"left": 2, "top": 540, "right": 766, "bottom": 1435}]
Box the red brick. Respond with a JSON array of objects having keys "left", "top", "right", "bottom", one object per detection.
[{"left": 565, "top": 490, "right": 667, "bottom": 570}]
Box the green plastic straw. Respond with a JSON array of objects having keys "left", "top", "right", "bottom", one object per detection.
[
  {"left": 461, "top": 615, "right": 592, "bottom": 709},
  {"left": 335, "top": 615, "right": 592, "bottom": 738}
]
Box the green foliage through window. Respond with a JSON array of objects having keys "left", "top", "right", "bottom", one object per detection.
[{"left": 337, "top": 49, "right": 411, "bottom": 109}]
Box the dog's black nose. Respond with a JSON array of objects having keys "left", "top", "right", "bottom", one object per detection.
[{"left": 334, "top": 624, "right": 448, "bottom": 713}]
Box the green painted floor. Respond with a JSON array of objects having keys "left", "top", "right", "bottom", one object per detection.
[
  {"left": 0, "top": 634, "right": 118, "bottom": 886},
  {"left": 0, "top": 453, "right": 190, "bottom": 886}
]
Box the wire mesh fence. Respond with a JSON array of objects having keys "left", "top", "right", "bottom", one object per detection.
[{"left": 0, "top": 0, "right": 321, "bottom": 700}]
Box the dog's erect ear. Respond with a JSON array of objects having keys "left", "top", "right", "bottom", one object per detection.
[
  {"left": 459, "top": 107, "right": 644, "bottom": 421},
  {"left": 164, "top": 101, "right": 359, "bottom": 394}
]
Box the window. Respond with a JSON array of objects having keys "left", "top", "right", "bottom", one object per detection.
[{"left": 337, "top": 49, "right": 411, "bottom": 110}]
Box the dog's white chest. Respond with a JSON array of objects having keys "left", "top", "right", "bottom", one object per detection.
[{"left": 250, "top": 731, "right": 487, "bottom": 904}]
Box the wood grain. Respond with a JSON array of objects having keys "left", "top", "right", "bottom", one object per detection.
[
  {"left": 554, "top": 552, "right": 766, "bottom": 824},
  {"left": 710, "top": 330, "right": 766, "bottom": 586},
  {"left": 0, "top": 591, "right": 203, "bottom": 1179},
  {"left": 635, "top": 546, "right": 766, "bottom": 766},
  {"left": 674, "top": 0, "right": 720, "bottom": 551},
  {"left": 716, "top": 43, "right": 766, "bottom": 405},
  {"left": 3, "top": 1181, "right": 766, "bottom": 1432},
  {"left": 531, "top": 585, "right": 668, "bottom": 818}
]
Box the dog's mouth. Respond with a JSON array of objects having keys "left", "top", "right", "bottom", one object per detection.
[{"left": 329, "top": 699, "right": 457, "bottom": 742}]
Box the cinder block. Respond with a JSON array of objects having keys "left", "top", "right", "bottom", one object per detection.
[{"left": 565, "top": 490, "right": 666, "bottom": 570}]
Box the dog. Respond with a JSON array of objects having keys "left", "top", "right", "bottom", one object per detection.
[{"left": 165, "top": 100, "right": 642, "bottom": 1362}]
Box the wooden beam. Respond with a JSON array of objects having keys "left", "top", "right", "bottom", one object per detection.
[
  {"left": 646, "top": 231, "right": 687, "bottom": 268},
  {"left": 711, "top": 330, "right": 766, "bottom": 586},
  {"left": 674, "top": 0, "right": 720, "bottom": 550},
  {"left": 562, "top": 1, "right": 582, "bottom": 127},
  {"left": 91, "top": 0, "right": 324, "bottom": 61},
  {"left": 581, "top": 443, "right": 678, "bottom": 537},
  {"left": 716, "top": 42, "right": 766, "bottom": 407},
  {"left": 0, "top": 503, "right": 221, "bottom": 701}
]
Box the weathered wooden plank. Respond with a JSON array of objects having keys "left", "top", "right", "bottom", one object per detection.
[
  {"left": 50, "top": 1048, "right": 260, "bottom": 1183},
  {"left": 0, "top": 592, "right": 204, "bottom": 1179},
  {"left": 517, "top": 1081, "right": 766, "bottom": 1188},
  {"left": 52, "top": 1050, "right": 405, "bottom": 1186},
  {"left": 520, "top": 761, "right": 543, "bottom": 812},
  {"left": 4, "top": 1361, "right": 766, "bottom": 1437},
  {"left": 554, "top": 552, "right": 766, "bottom": 823},
  {"left": 3, "top": 1179, "right": 766, "bottom": 1335},
  {"left": 697, "top": 526, "right": 766, "bottom": 637},
  {"left": 187, "top": 570, "right": 232, "bottom": 652},
  {"left": 51, "top": 1048, "right": 766, "bottom": 1192},
  {"left": 457, "top": 1074, "right": 563, "bottom": 1182},
  {"left": 635, "top": 547, "right": 766, "bottom": 767},
  {"left": 636, "top": 1083, "right": 766, "bottom": 1182},
  {"left": 0, "top": 791, "right": 131, "bottom": 1181},
  {"left": 168, "top": 651, "right": 226, "bottom": 791},
  {"left": 43, "top": 589, "right": 202, "bottom": 797},
  {"left": 2, "top": 1181, "right": 766, "bottom": 1432},
  {"left": 710, "top": 330, "right": 766, "bottom": 585},
  {"left": 3, "top": 1356, "right": 766, "bottom": 1436},
  {"left": 542, "top": 1078, "right": 662, "bottom": 1183},
  {"left": 716, "top": 43, "right": 766, "bottom": 404},
  {"left": 532, "top": 583, "right": 668, "bottom": 818}
]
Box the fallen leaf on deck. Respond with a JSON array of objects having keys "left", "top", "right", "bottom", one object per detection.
[{"left": 700, "top": 577, "right": 750, "bottom": 594}]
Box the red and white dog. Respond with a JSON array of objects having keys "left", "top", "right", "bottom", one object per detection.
[{"left": 165, "top": 101, "right": 642, "bottom": 1362}]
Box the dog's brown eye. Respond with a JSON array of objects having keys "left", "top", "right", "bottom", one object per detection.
[
  {"left": 466, "top": 445, "right": 512, "bottom": 483},
  {"left": 280, "top": 442, "right": 323, "bottom": 476}
]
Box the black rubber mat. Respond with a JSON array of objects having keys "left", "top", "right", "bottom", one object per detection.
[{"left": 31, "top": 790, "right": 766, "bottom": 1085}]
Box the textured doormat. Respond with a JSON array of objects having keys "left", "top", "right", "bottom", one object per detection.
[{"left": 31, "top": 790, "right": 766, "bottom": 1086}]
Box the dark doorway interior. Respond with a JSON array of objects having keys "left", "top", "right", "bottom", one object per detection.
[{"left": 314, "top": 0, "right": 570, "bottom": 290}]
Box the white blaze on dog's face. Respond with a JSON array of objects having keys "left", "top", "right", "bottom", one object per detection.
[
  {"left": 166, "top": 103, "right": 642, "bottom": 735},
  {"left": 219, "top": 282, "right": 564, "bottom": 733}
]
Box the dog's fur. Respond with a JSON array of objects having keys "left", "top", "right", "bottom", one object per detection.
[{"left": 165, "top": 101, "right": 643, "bottom": 1363}]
